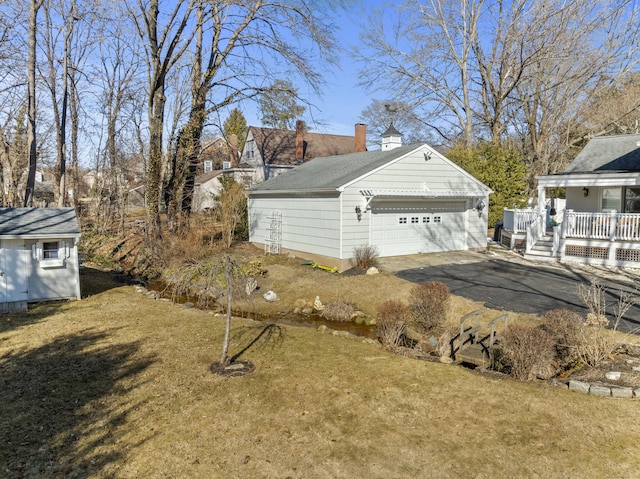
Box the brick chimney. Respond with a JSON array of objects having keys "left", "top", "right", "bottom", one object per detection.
[
  {"left": 295, "top": 120, "right": 304, "bottom": 163},
  {"left": 355, "top": 123, "right": 367, "bottom": 152},
  {"left": 229, "top": 134, "right": 239, "bottom": 166}
]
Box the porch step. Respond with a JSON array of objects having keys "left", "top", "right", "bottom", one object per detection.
[{"left": 524, "top": 235, "right": 559, "bottom": 262}]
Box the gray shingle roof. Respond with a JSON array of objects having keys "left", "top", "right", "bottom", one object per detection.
[
  {"left": 565, "top": 134, "right": 640, "bottom": 173},
  {"left": 0, "top": 208, "right": 81, "bottom": 238},
  {"left": 247, "top": 144, "right": 421, "bottom": 193}
]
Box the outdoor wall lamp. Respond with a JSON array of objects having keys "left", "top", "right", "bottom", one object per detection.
[
  {"left": 475, "top": 199, "right": 485, "bottom": 217},
  {"left": 583, "top": 187, "right": 589, "bottom": 197},
  {"left": 355, "top": 205, "right": 362, "bottom": 221}
]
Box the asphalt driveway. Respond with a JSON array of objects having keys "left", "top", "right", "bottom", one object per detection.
[{"left": 378, "top": 248, "right": 640, "bottom": 333}]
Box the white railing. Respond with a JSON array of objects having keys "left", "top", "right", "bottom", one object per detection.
[
  {"left": 525, "top": 213, "right": 545, "bottom": 253},
  {"left": 503, "top": 208, "right": 537, "bottom": 233},
  {"left": 564, "top": 211, "right": 640, "bottom": 241}
]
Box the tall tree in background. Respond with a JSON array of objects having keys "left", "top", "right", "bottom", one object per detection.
[
  {"left": 359, "top": 99, "right": 430, "bottom": 147},
  {"left": 163, "top": 1, "right": 337, "bottom": 232},
  {"left": 24, "top": 0, "right": 44, "bottom": 207},
  {"left": 131, "top": 0, "right": 196, "bottom": 238},
  {"left": 356, "top": 0, "right": 638, "bottom": 181},
  {"left": 259, "top": 79, "right": 306, "bottom": 130},
  {"left": 223, "top": 108, "right": 247, "bottom": 153}
]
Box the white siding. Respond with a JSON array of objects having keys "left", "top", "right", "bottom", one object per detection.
[
  {"left": 340, "top": 148, "right": 489, "bottom": 257},
  {"left": 25, "top": 238, "right": 80, "bottom": 302},
  {"left": 249, "top": 196, "right": 342, "bottom": 257},
  {"left": 0, "top": 240, "right": 28, "bottom": 303}
]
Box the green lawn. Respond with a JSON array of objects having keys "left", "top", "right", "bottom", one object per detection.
[{"left": 1, "top": 269, "right": 639, "bottom": 478}]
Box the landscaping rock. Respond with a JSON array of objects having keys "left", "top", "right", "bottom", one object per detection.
[
  {"left": 313, "top": 296, "right": 324, "bottom": 311},
  {"left": 634, "top": 388, "right": 640, "bottom": 398},
  {"left": 183, "top": 302, "right": 194, "bottom": 308},
  {"left": 590, "top": 385, "right": 611, "bottom": 397},
  {"left": 569, "top": 380, "right": 590, "bottom": 394},
  {"left": 439, "top": 356, "right": 454, "bottom": 364},
  {"left": 605, "top": 371, "right": 621, "bottom": 381},
  {"left": 263, "top": 290, "right": 278, "bottom": 302},
  {"left": 611, "top": 387, "right": 633, "bottom": 398},
  {"left": 366, "top": 267, "right": 379, "bottom": 275},
  {"left": 317, "top": 325, "right": 329, "bottom": 333}
]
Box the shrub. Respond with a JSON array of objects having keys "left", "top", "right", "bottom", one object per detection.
[
  {"left": 409, "top": 281, "right": 450, "bottom": 333},
  {"left": 498, "top": 324, "right": 556, "bottom": 381},
  {"left": 350, "top": 244, "right": 379, "bottom": 271},
  {"left": 376, "top": 300, "right": 411, "bottom": 350},
  {"left": 541, "top": 308, "right": 583, "bottom": 368},
  {"left": 321, "top": 302, "right": 357, "bottom": 322}
]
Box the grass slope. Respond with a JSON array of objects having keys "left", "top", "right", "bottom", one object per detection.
[{"left": 1, "top": 270, "right": 639, "bottom": 478}]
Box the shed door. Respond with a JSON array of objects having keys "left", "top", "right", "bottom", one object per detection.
[
  {"left": 0, "top": 241, "right": 29, "bottom": 303},
  {"left": 371, "top": 201, "right": 467, "bottom": 256}
]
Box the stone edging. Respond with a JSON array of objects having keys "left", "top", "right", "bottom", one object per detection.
[{"left": 568, "top": 379, "right": 640, "bottom": 398}]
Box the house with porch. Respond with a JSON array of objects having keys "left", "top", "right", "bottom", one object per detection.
[{"left": 501, "top": 133, "right": 640, "bottom": 267}]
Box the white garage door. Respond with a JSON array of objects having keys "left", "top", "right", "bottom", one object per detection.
[{"left": 371, "top": 201, "right": 467, "bottom": 256}]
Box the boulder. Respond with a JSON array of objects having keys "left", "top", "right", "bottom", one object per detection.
[
  {"left": 366, "top": 267, "right": 379, "bottom": 275},
  {"left": 263, "top": 290, "right": 278, "bottom": 302},
  {"left": 313, "top": 296, "right": 324, "bottom": 311}
]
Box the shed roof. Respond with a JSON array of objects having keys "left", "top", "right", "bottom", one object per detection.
[
  {"left": 0, "top": 208, "right": 81, "bottom": 239},
  {"left": 564, "top": 134, "right": 640, "bottom": 173}
]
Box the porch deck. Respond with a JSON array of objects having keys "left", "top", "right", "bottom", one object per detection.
[{"left": 501, "top": 209, "right": 640, "bottom": 267}]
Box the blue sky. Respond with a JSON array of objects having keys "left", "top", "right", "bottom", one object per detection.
[{"left": 240, "top": 1, "right": 382, "bottom": 137}]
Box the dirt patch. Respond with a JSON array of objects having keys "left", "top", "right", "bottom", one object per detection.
[{"left": 209, "top": 360, "right": 255, "bottom": 377}]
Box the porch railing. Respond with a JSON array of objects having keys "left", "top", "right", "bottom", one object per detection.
[
  {"left": 564, "top": 211, "right": 640, "bottom": 241},
  {"left": 526, "top": 213, "right": 545, "bottom": 253},
  {"left": 503, "top": 208, "right": 538, "bottom": 233}
]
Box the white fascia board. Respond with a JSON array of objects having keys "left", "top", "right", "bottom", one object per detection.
[
  {"left": 537, "top": 172, "right": 640, "bottom": 188},
  {"left": 246, "top": 188, "right": 339, "bottom": 197},
  {"left": 0, "top": 233, "right": 81, "bottom": 240}
]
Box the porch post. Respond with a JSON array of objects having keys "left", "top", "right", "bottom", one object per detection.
[{"left": 537, "top": 185, "right": 546, "bottom": 217}]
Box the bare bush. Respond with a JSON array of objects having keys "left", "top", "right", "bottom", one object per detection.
[
  {"left": 376, "top": 300, "right": 410, "bottom": 350},
  {"left": 321, "top": 302, "right": 357, "bottom": 322},
  {"left": 574, "top": 279, "right": 637, "bottom": 367},
  {"left": 350, "top": 244, "right": 379, "bottom": 271},
  {"left": 409, "top": 281, "right": 450, "bottom": 333},
  {"left": 498, "top": 325, "right": 556, "bottom": 381},
  {"left": 541, "top": 308, "right": 583, "bottom": 368}
]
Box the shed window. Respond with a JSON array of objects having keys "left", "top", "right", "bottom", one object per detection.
[
  {"left": 434, "top": 216, "right": 442, "bottom": 223},
  {"left": 411, "top": 217, "right": 419, "bottom": 224},
  {"left": 399, "top": 217, "right": 407, "bottom": 224},
  {"left": 423, "top": 217, "right": 430, "bottom": 223},
  {"left": 43, "top": 242, "right": 59, "bottom": 259}
]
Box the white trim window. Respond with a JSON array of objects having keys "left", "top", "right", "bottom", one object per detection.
[{"left": 32, "top": 240, "right": 69, "bottom": 268}]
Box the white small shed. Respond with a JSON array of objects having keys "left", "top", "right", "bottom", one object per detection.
[
  {"left": 0, "top": 208, "right": 81, "bottom": 312},
  {"left": 247, "top": 143, "right": 492, "bottom": 269}
]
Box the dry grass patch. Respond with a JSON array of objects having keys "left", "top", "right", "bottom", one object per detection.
[{"left": 1, "top": 270, "right": 640, "bottom": 478}]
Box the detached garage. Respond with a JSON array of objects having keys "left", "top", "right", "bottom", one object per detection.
[{"left": 247, "top": 142, "right": 491, "bottom": 270}]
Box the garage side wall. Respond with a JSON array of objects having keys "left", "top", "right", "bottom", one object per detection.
[
  {"left": 466, "top": 197, "right": 489, "bottom": 249},
  {"left": 249, "top": 196, "right": 342, "bottom": 258}
]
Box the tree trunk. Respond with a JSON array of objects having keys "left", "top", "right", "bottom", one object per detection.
[{"left": 24, "top": 0, "right": 43, "bottom": 207}]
